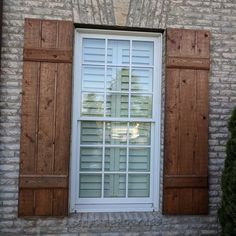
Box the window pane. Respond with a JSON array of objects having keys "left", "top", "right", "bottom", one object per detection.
[
  {"left": 80, "top": 121, "right": 103, "bottom": 145},
  {"left": 106, "top": 93, "right": 128, "bottom": 117},
  {"left": 131, "top": 68, "right": 153, "bottom": 93},
  {"left": 129, "top": 148, "right": 150, "bottom": 172},
  {"left": 132, "top": 41, "right": 153, "bottom": 65},
  {"left": 79, "top": 174, "right": 102, "bottom": 198},
  {"left": 82, "top": 38, "right": 105, "bottom": 64},
  {"left": 129, "top": 122, "right": 151, "bottom": 145},
  {"left": 104, "top": 174, "right": 126, "bottom": 197},
  {"left": 107, "top": 40, "right": 130, "bottom": 65},
  {"left": 81, "top": 92, "right": 104, "bottom": 117},
  {"left": 128, "top": 174, "right": 150, "bottom": 197},
  {"left": 106, "top": 67, "right": 129, "bottom": 91},
  {"left": 82, "top": 66, "right": 105, "bottom": 91},
  {"left": 105, "top": 148, "right": 126, "bottom": 171},
  {"left": 80, "top": 147, "right": 103, "bottom": 171},
  {"left": 105, "top": 122, "right": 128, "bottom": 145},
  {"left": 130, "top": 94, "right": 152, "bottom": 118}
]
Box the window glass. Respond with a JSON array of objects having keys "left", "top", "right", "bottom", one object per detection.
[
  {"left": 73, "top": 32, "right": 161, "bottom": 212},
  {"left": 132, "top": 41, "right": 153, "bottom": 65},
  {"left": 82, "top": 38, "right": 105, "bottom": 63}
]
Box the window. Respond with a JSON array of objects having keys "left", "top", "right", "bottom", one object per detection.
[{"left": 70, "top": 29, "right": 162, "bottom": 212}]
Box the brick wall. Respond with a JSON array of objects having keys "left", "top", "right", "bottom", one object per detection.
[{"left": 1, "top": 0, "right": 236, "bottom": 235}]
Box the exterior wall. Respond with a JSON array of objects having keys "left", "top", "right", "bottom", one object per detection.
[{"left": 1, "top": 0, "right": 236, "bottom": 235}]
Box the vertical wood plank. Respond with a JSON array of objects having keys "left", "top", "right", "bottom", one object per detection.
[
  {"left": 35, "top": 189, "right": 52, "bottom": 216},
  {"left": 195, "top": 70, "right": 209, "bottom": 175},
  {"left": 179, "top": 189, "right": 193, "bottom": 214},
  {"left": 164, "top": 189, "right": 179, "bottom": 214},
  {"left": 24, "top": 19, "right": 41, "bottom": 48},
  {"left": 166, "top": 29, "right": 181, "bottom": 57},
  {"left": 53, "top": 189, "right": 68, "bottom": 216},
  {"left": 179, "top": 30, "right": 196, "bottom": 57},
  {"left": 196, "top": 31, "right": 210, "bottom": 58},
  {"left": 164, "top": 69, "right": 180, "bottom": 175},
  {"left": 41, "top": 21, "right": 58, "bottom": 49},
  {"left": 179, "top": 69, "right": 196, "bottom": 175},
  {"left": 18, "top": 189, "right": 34, "bottom": 216},
  {"left": 192, "top": 188, "right": 208, "bottom": 214},
  {"left": 58, "top": 21, "right": 73, "bottom": 49},
  {"left": 37, "top": 63, "right": 56, "bottom": 174},
  {"left": 20, "top": 62, "right": 39, "bottom": 174},
  {"left": 54, "top": 64, "right": 72, "bottom": 174}
]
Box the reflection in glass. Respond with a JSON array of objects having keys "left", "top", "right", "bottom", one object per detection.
[
  {"left": 105, "top": 148, "right": 126, "bottom": 171},
  {"left": 129, "top": 122, "right": 151, "bottom": 145},
  {"left": 79, "top": 174, "right": 102, "bottom": 198},
  {"left": 106, "top": 67, "right": 129, "bottom": 91},
  {"left": 82, "top": 38, "right": 105, "bottom": 64},
  {"left": 130, "top": 95, "right": 152, "bottom": 118},
  {"left": 80, "top": 121, "right": 103, "bottom": 145},
  {"left": 82, "top": 66, "right": 105, "bottom": 91},
  {"left": 105, "top": 122, "right": 128, "bottom": 145},
  {"left": 132, "top": 41, "right": 154, "bottom": 65},
  {"left": 106, "top": 93, "right": 128, "bottom": 117},
  {"left": 128, "top": 174, "right": 150, "bottom": 197},
  {"left": 131, "top": 68, "right": 153, "bottom": 92},
  {"left": 107, "top": 40, "right": 130, "bottom": 64},
  {"left": 104, "top": 174, "right": 126, "bottom": 197},
  {"left": 80, "top": 147, "right": 103, "bottom": 171},
  {"left": 81, "top": 92, "right": 104, "bottom": 117},
  {"left": 129, "top": 148, "right": 150, "bottom": 172}
]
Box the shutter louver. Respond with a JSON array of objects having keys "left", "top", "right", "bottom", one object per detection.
[
  {"left": 19, "top": 19, "right": 73, "bottom": 216},
  {"left": 163, "top": 28, "right": 210, "bottom": 215}
]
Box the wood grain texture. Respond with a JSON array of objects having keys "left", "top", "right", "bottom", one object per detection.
[
  {"left": 19, "top": 18, "right": 73, "bottom": 217},
  {"left": 35, "top": 189, "right": 52, "bottom": 216},
  {"left": 54, "top": 64, "right": 72, "bottom": 175},
  {"left": 53, "top": 189, "right": 68, "bottom": 216},
  {"left": 37, "top": 63, "right": 56, "bottom": 174},
  {"left": 165, "top": 176, "right": 208, "bottom": 188},
  {"left": 164, "top": 69, "right": 180, "bottom": 175},
  {"left": 24, "top": 48, "right": 72, "bottom": 63},
  {"left": 18, "top": 189, "right": 34, "bottom": 216},
  {"left": 20, "top": 175, "right": 68, "bottom": 188},
  {"left": 179, "top": 69, "right": 196, "bottom": 175},
  {"left": 167, "top": 57, "right": 210, "bottom": 70},
  {"left": 163, "top": 28, "right": 210, "bottom": 215},
  {"left": 20, "top": 62, "right": 39, "bottom": 174}
]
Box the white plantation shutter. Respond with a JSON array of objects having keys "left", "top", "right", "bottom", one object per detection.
[
  {"left": 71, "top": 30, "right": 162, "bottom": 212},
  {"left": 132, "top": 41, "right": 153, "bottom": 65},
  {"left": 128, "top": 174, "right": 150, "bottom": 197},
  {"left": 82, "top": 66, "right": 105, "bottom": 91},
  {"left": 83, "top": 38, "right": 105, "bottom": 63},
  {"left": 79, "top": 37, "right": 152, "bottom": 198}
]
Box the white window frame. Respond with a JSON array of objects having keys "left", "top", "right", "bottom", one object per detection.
[{"left": 70, "top": 28, "right": 162, "bottom": 213}]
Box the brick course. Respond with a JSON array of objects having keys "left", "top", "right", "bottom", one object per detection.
[{"left": 1, "top": 0, "right": 236, "bottom": 235}]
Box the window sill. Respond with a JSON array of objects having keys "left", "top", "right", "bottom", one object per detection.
[
  {"left": 68, "top": 211, "right": 162, "bottom": 228},
  {"left": 73, "top": 203, "right": 155, "bottom": 212}
]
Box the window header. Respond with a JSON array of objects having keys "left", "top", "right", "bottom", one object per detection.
[{"left": 74, "top": 23, "right": 164, "bottom": 34}]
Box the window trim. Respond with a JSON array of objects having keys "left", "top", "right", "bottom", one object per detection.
[{"left": 70, "top": 29, "right": 163, "bottom": 213}]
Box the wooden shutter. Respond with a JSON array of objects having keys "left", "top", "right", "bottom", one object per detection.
[
  {"left": 19, "top": 19, "right": 73, "bottom": 216},
  {"left": 163, "top": 28, "right": 210, "bottom": 215}
]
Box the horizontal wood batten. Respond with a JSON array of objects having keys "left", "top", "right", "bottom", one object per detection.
[
  {"left": 164, "top": 176, "right": 208, "bottom": 188},
  {"left": 24, "top": 48, "right": 72, "bottom": 63},
  {"left": 167, "top": 57, "right": 210, "bottom": 70},
  {"left": 20, "top": 175, "right": 68, "bottom": 188}
]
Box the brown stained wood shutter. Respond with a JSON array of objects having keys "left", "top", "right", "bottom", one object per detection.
[
  {"left": 163, "top": 28, "right": 210, "bottom": 215},
  {"left": 19, "top": 19, "right": 73, "bottom": 216}
]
